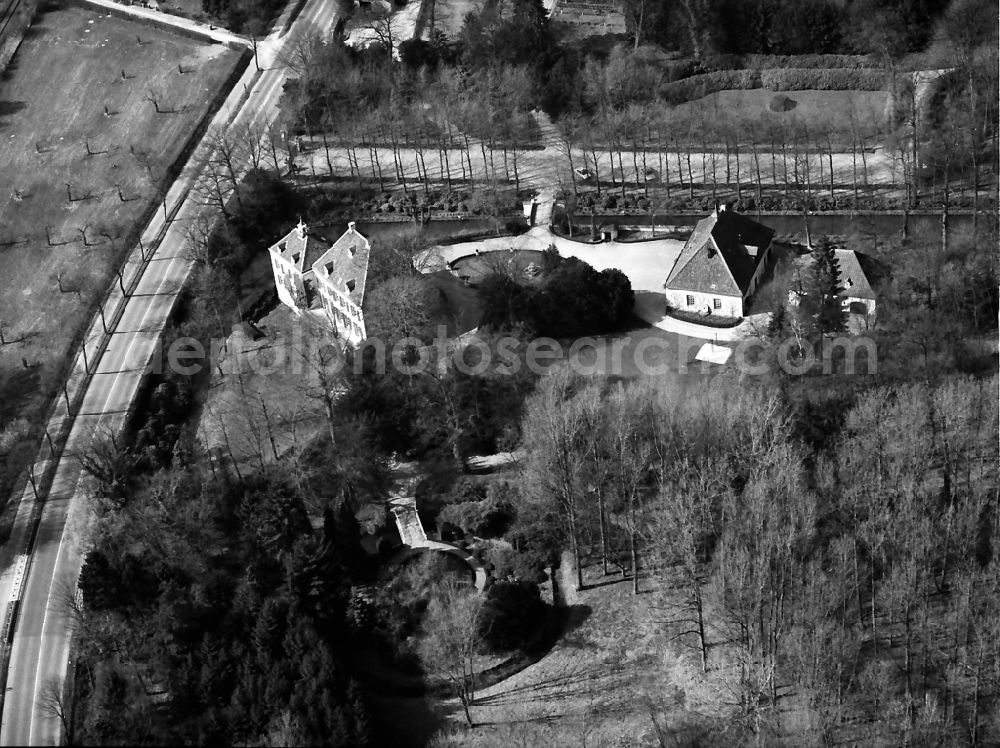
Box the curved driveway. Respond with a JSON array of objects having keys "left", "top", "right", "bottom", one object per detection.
[{"left": 417, "top": 224, "right": 756, "bottom": 341}]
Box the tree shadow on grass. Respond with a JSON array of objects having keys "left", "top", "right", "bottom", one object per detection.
[
  {"left": 475, "top": 603, "right": 593, "bottom": 696},
  {"left": 369, "top": 692, "right": 445, "bottom": 748},
  {"left": 0, "top": 364, "right": 43, "bottom": 422},
  {"left": 20, "top": 23, "right": 49, "bottom": 41},
  {"left": 0, "top": 101, "right": 27, "bottom": 124}
]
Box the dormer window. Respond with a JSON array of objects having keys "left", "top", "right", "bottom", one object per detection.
[
  {"left": 325, "top": 262, "right": 334, "bottom": 276},
  {"left": 292, "top": 253, "right": 301, "bottom": 264},
  {"left": 346, "top": 279, "right": 356, "bottom": 293},
  {"left": 349, "top": 243, "right": 357, "bottom": 256},
  {"left": 278, "top": 242, "right": 286, "bottom": 252}
]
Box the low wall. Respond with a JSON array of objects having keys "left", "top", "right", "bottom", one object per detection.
[{"left": 70, "top": 0, "right": 245, "bottom": 48}]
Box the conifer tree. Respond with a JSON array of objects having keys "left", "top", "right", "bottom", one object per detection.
[{"left": 800, "top": 236, "right": 847, "bottom": 336}]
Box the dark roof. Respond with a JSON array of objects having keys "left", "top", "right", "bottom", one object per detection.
[{"left": 665, "top": 209, "right": 775, "bottom": 296}]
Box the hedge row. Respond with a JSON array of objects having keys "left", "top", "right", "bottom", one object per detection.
[
  {"left": 743, "top": 54, "right": 880, "bottom": 70},
  {"left": 660, "top": 67, "right": 888, "bottom": 103},
  {"left": 660, "top": 70, "right": 760, "bottom": 104},
  {"left": 760, "top": 67, "right": 888, "bottom": 91}
]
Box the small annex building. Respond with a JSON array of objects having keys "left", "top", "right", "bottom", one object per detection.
[
  {"left": 268, "top": 220, "right": 371, "bottom": 346},
  {"left": 664, "top": 206, "right": 775, "bottom": 318},
  {"left": 788, "top": 248, "right": 877, "bottom": 326}
]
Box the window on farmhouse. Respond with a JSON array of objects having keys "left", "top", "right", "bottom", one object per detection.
[
  {"left": 686, "top": 295, "right": 695, "bottom": 306},
  {"left": 713, "top": 298, "right": 722, "bottom": 310}
]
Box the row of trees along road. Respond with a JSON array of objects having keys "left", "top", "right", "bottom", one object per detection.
[{"left": 517, "top": 368, "right": 999, "bottom": 742}]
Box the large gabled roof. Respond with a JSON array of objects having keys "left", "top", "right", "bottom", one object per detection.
[
  {"left": 665, "top": 209, "right": 774, "bottom": 296},
  {"left": 311, "top": 223, "right": 371, "bottom": 307},
  {"left": 667, "top": 235, "right": 742, "bottom": 296},
  {"left": 833, "top": 248, "right": 876, "bottom": 300}
]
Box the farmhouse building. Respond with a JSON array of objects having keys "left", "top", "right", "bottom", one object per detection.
[
  {"left": 268, "top": 220, "right": 371, "bottom": 346},
  {"left": 788, "top": 248, "right": 877, "bottom": 329},
  {"left": 664, "top": 206, "right": 775, "bottom": 318}
]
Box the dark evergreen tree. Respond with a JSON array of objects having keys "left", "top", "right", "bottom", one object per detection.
[
  {"left": 811, "top": 237, "right": 848, "bottom": 335},
  {"left": 798, "top": 237, "right": 847, "bottom": 336}
]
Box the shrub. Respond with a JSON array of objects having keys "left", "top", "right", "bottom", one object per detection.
[
  {"left": 479, "top": 251, "right": 634, "bottom": 338},
  {"left": 482, "top": 540, "right": 547, "bottom": 584},
  {"left": 438, "top": 485, "right": 516, "bottom": 539},
  {"left": 769, "top": 94, "right": 797, "bottom": 112}
]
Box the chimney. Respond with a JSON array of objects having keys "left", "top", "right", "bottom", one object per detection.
[
  {"left": 348, "top": 221, "right": 356, "bottom": 232},
  {"left": 295, "top": 218, "right": 307, "bottom": 238}
]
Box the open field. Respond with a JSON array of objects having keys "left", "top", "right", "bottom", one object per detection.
[
  {"left": 673, "top": 88, "right": 890, "bottom": 142},
  {"left": 0, "top": 3, "right": 242, "bottom": 496}
]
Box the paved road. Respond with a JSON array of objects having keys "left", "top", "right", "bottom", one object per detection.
[{"left": 0, "top": 0, "right": 340, "bottom": 743}]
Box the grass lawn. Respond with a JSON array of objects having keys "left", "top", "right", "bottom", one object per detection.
[
  {"left": 543, "top": 321, "right": 735, "bottom": 382},
  {"left": 0, "top": 3, "right": 242, "bottom": 497},
  {"left": 673, "top": 88, "right": 890, "bottom": 144},
  {"left": 388, "top": 563, "right": 730, "bottom": 747}
]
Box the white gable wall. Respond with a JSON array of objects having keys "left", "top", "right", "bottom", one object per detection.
[{"left": 270, "top": 249, "right": 305, "bottom": 312}]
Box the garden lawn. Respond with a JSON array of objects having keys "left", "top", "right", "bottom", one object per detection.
[
  {"left": 673, "top": 88, "right": 890, "bottom": 145},
  {"left": 0, "top": 3, "right": 242, "bottom": 496}
]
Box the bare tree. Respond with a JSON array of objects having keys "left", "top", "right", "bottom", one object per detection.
[
  {"left": 38, "top": 677, "right": 75, "bottom": 744},
  {"left": 182, "top": 212, "right": 220, "bottom": 268},
  {"left": 521, "top": 369, "right": 589, "bottom": 592},
  {"left": 277, "top": 26, "right": 327, "bottom": 75},
  {"left": 77, "top": 427, "right": 136, "bottom": 508},
  {"left": 604, "top": 383, "right": 653, "bottom": 595},
  {"left": 417, "top": 580, "right": 485, "bottom": 727},
  {"left": 205, "top": 127, "right": 248, "bottom": 213},
  {"left": 364, "top": 8, "right": 402, "bottom": 62},
  {"left": 144, "top": 88, "right": 168, "bottom": 114}
]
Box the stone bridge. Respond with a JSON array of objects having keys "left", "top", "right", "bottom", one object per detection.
[{"left": 388, "top": 497, "right": 488, "bottom": 592}]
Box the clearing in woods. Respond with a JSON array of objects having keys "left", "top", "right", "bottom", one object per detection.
[
  {"left": 0, "top": 3, "right": 242, "bottom": 503},
  {"left": 671, "top": 88, "right": 890, "bottom": 145}
]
